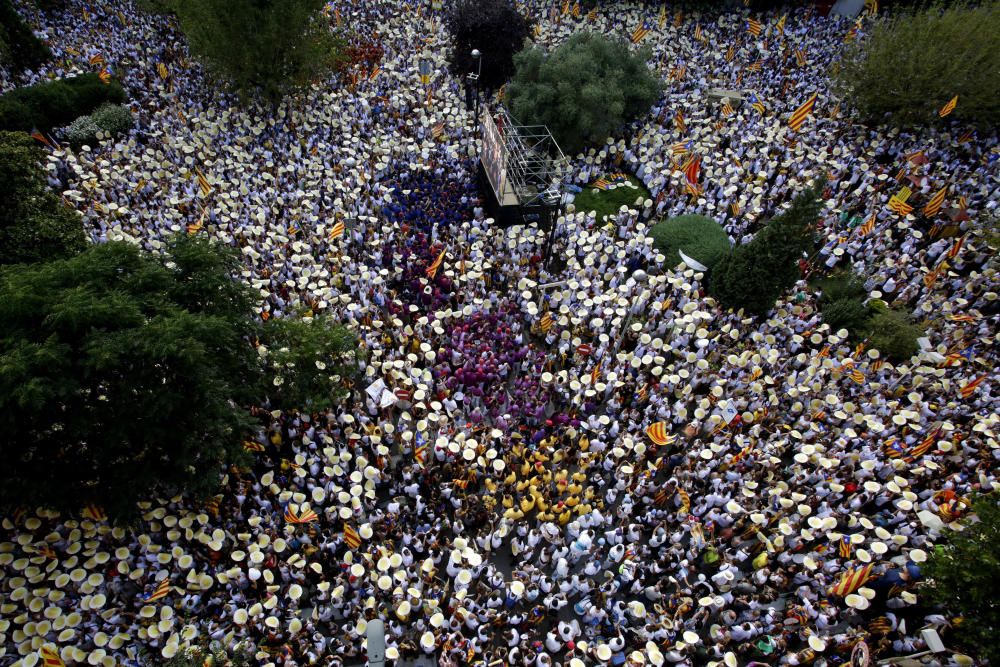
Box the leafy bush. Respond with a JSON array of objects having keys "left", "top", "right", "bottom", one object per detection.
[
  {"left": 0, "top": 73, "right": 126, "bottom": 132},
  {"left": 814, "top": 270, "right": 873, "bottom": 335},
  {"left": 0, "top": 130, "right": 86, "bottom": 265},
  {"left": 0, "top": 0, "right": 50, "bottom": 73},
  {"left": 507, "top": 32, "right": 662, "bottom": 155},
  {"left": 573, "top": 174, "right": 650, "bottom": 221},
  {"left": 65, "top": 114, "right": 102, "bottom": 148},
  {"left": 91, "top": 103, "right": 134, "bottom": 136},
  {"left": 648, "top": 214, "right": 731, "bottom": 271},
  {"left": 866, "top": 301, "right": 922, "bottom": 362},
  {"left": 821, "top": 297, "right": 871, "bottom": 336},
  {"left": 710, "top": 181, "right": 823, "bottom": 316},
  {"left": 834, "top": 1, "right": 1000, "bottom": 126}
]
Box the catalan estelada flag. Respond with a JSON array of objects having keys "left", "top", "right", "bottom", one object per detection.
[
  {"left": 829, "top": 563, "right": 874, "bottom": 596},
  {"left": 788, "top": 93, "right": 818, "bottom": 132},
  {"left": 645, "top": 422, "right": 675, "bottom": 446},
  {"left": 939, "top": 95, "right": 958, "bottom": 118},
  {"left": 922, "top": 186, "right": 948, "bottom": 217},
  {"left": 749, "top": 92, "right": 766, "bottom": 114},
  {"left": 141, "top": 577, "right": 171, "bottom": 602},
  {"left": 343, "top": 523, "right": 362, "bottom": 549},
  {"left": 631, "top": 20, "right": 650, "bottom": 44},
  {"left": 838, "top": 536, "right": 853, "bottom": 559}
]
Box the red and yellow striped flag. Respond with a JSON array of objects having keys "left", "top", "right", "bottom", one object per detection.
[
  {"left": 674, "top": 111, "right": 686, "bottom": 133},
  {"left": 539, "top": 312, "right": 554, "bottom": 333},
  {"left": 788, "top": 93, "right": 817, "bottom": 132},
  {"left": 746, "top": 18, "right": 762, "bottom": 36},
  {"left": 856, "top": 213, "right": 876, "bottom": 237},
  {"left": 81, "top": 505, "right": 107, "bottom": 521},
  {"left": 829, "top": 563, "right": 874, "bottom": 596},
  {"left": 343, "top": 523, "right": 362, "bottom": 549},
  {"left": 959, "top": 375, "right": 987, "bottom": 399},
  {"left": 590, "top": 362, "right": 601, "bottom": 385},
  {"left": 328, "top": 220, "right": 346, "bottom": 240},
  {"left": 676, "top": 488, "right": 691, "bottom": 514},
  {"left": 939, "top": 95, "right": 958, "bottom": 118},
  {"left": 645, "top": 422, "right": 675, "bottom": 446},
  {"left": 946, "top": 234, "right": 967, "bottom": 259},
  {"left": 142, "top": 577, "right": 171, "bottom": 602},
  {"left": 195, "top": 167, "right": 212, "bottom": 197},
  {"left": 922, "top": 186, "right": 948, "bottom": 217},
  {"left": 39, "top": 646, "right": 65, "bottom": 667},
  {"left": 425, "top": 247, "right": 446, "bottom": 279}
]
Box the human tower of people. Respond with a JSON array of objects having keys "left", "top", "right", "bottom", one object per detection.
[{"left": 1, "top": 0, "right": 998, "bottom": 665}]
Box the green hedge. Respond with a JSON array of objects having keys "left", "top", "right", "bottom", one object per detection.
[
  {"left": 0, "top": 73, "right": 126, "bottom": 132},
  {"left": 648, "top": 214, "right": 731, "bottom": 270},
  {"left": 66, "top": 103, "right": 134, "bottom": 148},
  {"left": 0, "top": 0, "right": 50, "bottom": 73}
]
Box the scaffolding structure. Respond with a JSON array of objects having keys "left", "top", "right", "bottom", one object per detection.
[{"left": 490, "top": 107, "right": 567, "bottom": 208}]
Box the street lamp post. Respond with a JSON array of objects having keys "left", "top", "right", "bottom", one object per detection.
[{"left": 466, "top": 49, "right": 482, "bottom": 136}]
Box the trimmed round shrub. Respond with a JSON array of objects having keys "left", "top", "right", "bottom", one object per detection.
[
  {"left": 65, "top": 114, "right": 101, "bottom": 148},
  {"left": 90, "top": 103, "right": 133, "bottom": 136},
  {"left": 867, "top": 301, "right": 923, "bottom": 362},
  {"left": 648, "top": 215, "right": 731, "bottom": 270}
]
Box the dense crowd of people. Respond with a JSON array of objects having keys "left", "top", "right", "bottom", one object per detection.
[{"left": 1, "top": 0, "right": 998, "bottom": 666}]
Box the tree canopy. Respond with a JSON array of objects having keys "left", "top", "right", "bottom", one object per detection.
[
  {"left": 0, "top": 236, "right": 359, "bottom": 516},
  {"left": 710, "top": 181, "right": 823, "bottom": 316},
  {"left": 922, "top": 494, "right": 1000, "bottom": 664},
  {"left": 0, "top": 130, "right": 86, "bottom": 265},
  {"left": 506, "top": 32, "right": 662, "bottom": 156},
  {"left": 0, "top": 0, "right": 50, "bottom": 73},
  {"left": 445, "top": 0, "right": 532, "bottom": 91},
  {"left": 169, "top": 0, "right": 344, "bottom": 101},
  {"left": 833, "top": 1, "right": 1000, "bottom": 127}
]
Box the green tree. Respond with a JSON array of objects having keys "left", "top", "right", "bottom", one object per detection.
[
  {"left": 0, "top": 130, "right": 86, "bottom": 264},
  {"left": 922, "top": 494, "right": 1000, "bottom": 664},
  {"left": 0, "top": 0, "right": 50, "bottom": 73},
  {"left": 0, "top": 236, "right": 359, "bottom": 516},
  {"left": 169, "top": 0, "right": 343, "bottom": 101},
  {"left": 648, "top": 214, "right": 731, "bottom": 271},
  {"left": 506, "top": 32, "right": 662, "bottom": 155},
  {"left": 833, "top": 1, "right": 1000, "bottom": 126},
  {"left": 445, "top": 0, "right": 532, "bottom": 91},
  {"left": 710, "top": 181, "right": 823, "bottom": 316}
]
